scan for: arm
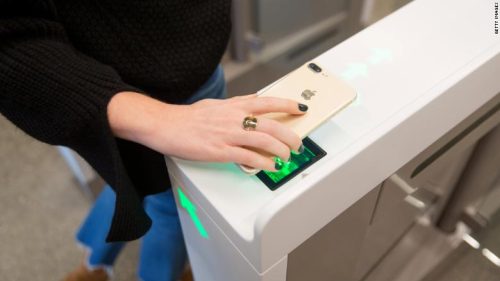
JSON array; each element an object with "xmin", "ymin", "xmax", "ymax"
[
  {"xmin": 0, "ymin": 1, "xmax": 151, "ymax": 241},
  {"xmin": 0, "ymin": 18, "xmax": 141, "ymax": 145}
]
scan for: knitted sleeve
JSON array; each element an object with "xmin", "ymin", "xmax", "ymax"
[{"xmin": 0, "ymin": 0, "xmax": 154, "ymax": 241}]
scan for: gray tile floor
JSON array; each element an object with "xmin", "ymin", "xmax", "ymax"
[
  {"xmin": 422, "ymin": 244, "xmax": 500, "ymax": 281},
  {"xmin": 422, "ymin": 210, "xmax": 500, "ymax": 281},
  {"xmin": 0, "ymin": 116, "xmax": 138, "ymax": 281}
]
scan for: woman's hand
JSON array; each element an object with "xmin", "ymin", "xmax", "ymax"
[{"xmin": 108, "ymin": 92, "xmax": 307, "ymax": 171}]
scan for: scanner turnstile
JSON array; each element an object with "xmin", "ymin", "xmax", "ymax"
[{"xmin": 165, "ymin": 0, "xmax": 500, "ymax": 280}]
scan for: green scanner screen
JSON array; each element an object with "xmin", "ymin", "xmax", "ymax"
[{"xmin": 256, "ymin": 137, "xmax": 326, "ymax": 190}]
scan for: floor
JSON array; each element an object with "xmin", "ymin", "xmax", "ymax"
[
  {"xmin": 0, "ymin": 116, "xmax": 139, "ymax": 281},
  {"xmin": 422, "ymin": 244, "xmax": 500, "ymax": 281},
  {"xmin": 422, "ymin": 210, "xmax": 500, "ymax": 281}
]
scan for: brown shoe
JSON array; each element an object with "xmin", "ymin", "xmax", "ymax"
[
  {"xmin": 62, "ymin": 263, "xmax": 109, "ymax": 281},
  {"xmin": 180, "ymin": 266, "xmax": 194, "ymax": 281}
]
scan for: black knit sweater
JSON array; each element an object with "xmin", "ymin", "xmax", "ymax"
[{"xmin": 0, "ymin": 0, "xmax": 231, "ymax": 241}]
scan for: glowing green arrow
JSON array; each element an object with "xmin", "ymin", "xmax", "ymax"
[
  {"xmin": 368, "ymin": 48, "xmax": 393, "ymax": 65},
  {"xmin": 341, "ymin": 63, "xmax": 368, "ymax": 81},
  {"xmin": 177, "ymin": 187, "xmax": 209, "ymax": 239}
]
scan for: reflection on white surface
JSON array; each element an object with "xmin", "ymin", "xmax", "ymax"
[{"xmin": 481, "ymin": 248, "xmax": 500, "ymax": 267}]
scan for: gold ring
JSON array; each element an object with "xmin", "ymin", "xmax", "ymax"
[{"xmin": 242, "ymin": 115, "xmax": 258, "ymax": 131}]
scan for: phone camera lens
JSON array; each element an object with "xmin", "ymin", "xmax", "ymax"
[{"xmin": 308, "ymin": 63, "xmax": 322, "ymax": 73}]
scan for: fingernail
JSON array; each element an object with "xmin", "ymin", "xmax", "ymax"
[
  {"xmin": 298, "ymin": 144, "xmax": 305, "ymax": 154},
  {"xmin": 274, "ymin": 157, "xmax": 284, "ymax": 171},
  {"xmin": 298, "ymin": 103, "xmax": 308, "ymax": 112},
  {"xmin": 275, "ymin": 162, "xmax": 284, "ymax": 171}
]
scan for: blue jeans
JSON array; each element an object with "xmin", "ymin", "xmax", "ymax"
[{"xmin": 76, "ymin": 66, "xmax": 226, "ymax": 281}]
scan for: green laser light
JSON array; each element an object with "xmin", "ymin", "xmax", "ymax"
[
  {"xmin": 256, "ymin": 137, "xmax": 326, "ymax": 190},
  {"xmin": 266, "ymin": 147, "xmax": 316, "ymax": 183}
]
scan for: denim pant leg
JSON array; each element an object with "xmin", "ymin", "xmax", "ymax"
[
  {"xmin": 137, "ymin": 190, "xmax": 186, "ymax": 281},
  {"xmin": 76, "ymin": 185, "xmax": 125, "ymax": 270}
]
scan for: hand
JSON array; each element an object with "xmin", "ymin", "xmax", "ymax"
[{"xmin": 108, "ymin": 92, "xmax": 307, "ymax": 171}]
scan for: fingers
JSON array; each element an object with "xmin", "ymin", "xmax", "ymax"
[
  {"xmin": 240, "ymin": 96, "xmax": 308, "ymax": 115},
  {"xmin": 234, "ymin": 130, "xmax": 291, "ymax": 161},
  {"xmin": 191, "ymin": 94, "xmax": 308, "ymax": 172},
  {"xmin": 227, "ymin": 146, "xmax": 277, "ymax": 171},
  {"xmin": 256, "ymin": 118, "xmax": 302, "ymax": 152}
]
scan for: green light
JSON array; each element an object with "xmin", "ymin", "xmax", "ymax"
[
  {"xmin": 177, "ymin": 187, "xmax": 209, "ymax": 239},
  {"xmin": 340, "ymin": 47, "xmax": 393, "ymax": 81},
  {"xmin": 368, "ymin": 48, "xmax": 393, "ymax": 65},
  {"xmin": 257, "ymin": 137, "xmax": 326, "ymax": 190},
  {"xmin": 264, "ymin": 146, "xmax": 316, "ymax": 183},
  {"xmin": 341, "ymin": 63, "xmax": 368, "ymax": 81}
]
